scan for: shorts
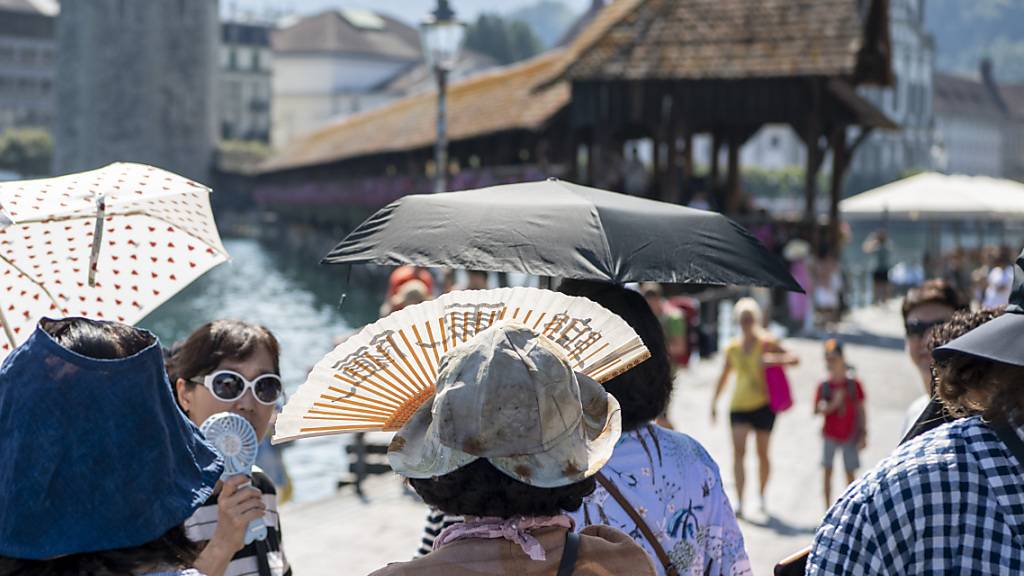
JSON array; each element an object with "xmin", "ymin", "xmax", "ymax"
[
  {"xmin": 730, "ymin": 405, "xmax": 776, "ymax": 432},
  {"xmin": 872, "ymin": 269, "xmax": 889, "ymax": 283},
  {"xmin": 823, "ymin": 437, "xmax": 860, "ymax": 471}
]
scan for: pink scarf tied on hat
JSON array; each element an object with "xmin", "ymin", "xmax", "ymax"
[{"xmin": 433, "ymin": 515, "xmax": 575, "ymax": 561}]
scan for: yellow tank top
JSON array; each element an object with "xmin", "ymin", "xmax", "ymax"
[{"xmin": 726, "ymin": 337, "xmax": 769, "ymax": 412}]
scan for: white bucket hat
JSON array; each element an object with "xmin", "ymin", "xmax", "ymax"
[{"xmin": 388, "ymin": 322, "xmax": 621, "ymax": 488}]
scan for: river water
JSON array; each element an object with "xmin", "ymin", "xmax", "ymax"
[{"xmin": 139, "ymin": 237, "xmax": 385, "ymax": 503}]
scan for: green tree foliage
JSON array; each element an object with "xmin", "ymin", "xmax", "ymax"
[
  {"xmin": 508, "ymin": 0, "xmax": 579, "ymax": 48},
  {"xmin": 0, "ymin": 128, "xmax": 53, "ymax": 177},
  {"xmin": 464, "ymin": 13, "xmax": 543, "ymax": 65},
  {"xmin": 741, "ymin": 166, "xmax": 808, "ymax": 199}
]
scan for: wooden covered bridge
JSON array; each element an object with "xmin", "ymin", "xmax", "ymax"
[{"xmin": 257, "ymin": 0, "xmax": 896, "ymax": 254}]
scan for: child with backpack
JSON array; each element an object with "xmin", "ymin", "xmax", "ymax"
[{"xmin": 814, "ymin": 339, "xmax": 867, "ymax": 509}]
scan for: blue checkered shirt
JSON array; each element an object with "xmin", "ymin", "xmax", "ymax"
[{"xmin": 807, "ymin": 416, "xmax": 1024, "ymax": 575}]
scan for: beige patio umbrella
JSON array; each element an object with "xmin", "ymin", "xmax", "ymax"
[{"xmin": 0, "ymin": 162, "xmax": 229, "ymax": 358}]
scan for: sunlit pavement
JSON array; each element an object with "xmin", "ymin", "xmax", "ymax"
[{"xmin": 280, "ymin": 302, "xmax": 920, "ymax": 575}]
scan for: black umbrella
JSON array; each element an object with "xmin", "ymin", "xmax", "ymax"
[{"xmin": 324, "ymin": 179, "xmax": 801, "ymax": 291}]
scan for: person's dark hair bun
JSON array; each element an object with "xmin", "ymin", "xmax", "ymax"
[
  {"xmin": 409, "ymin": 459, "xmax": 596, "ymax": 518},
  {"xmin": 557, "ymin": 280, "xmax": 673, "ymax": 430}
]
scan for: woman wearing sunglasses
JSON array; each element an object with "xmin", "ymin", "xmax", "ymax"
[{"xmin": 169, "ymin": 320, "xmax": 291, "ymax": 576}]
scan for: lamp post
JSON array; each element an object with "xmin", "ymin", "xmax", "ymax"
[{"xmin": 420, "ymin": 0, "xmax": 465, "ymax": 193}]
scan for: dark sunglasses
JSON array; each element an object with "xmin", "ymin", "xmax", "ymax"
[
  {"xmin": 191, "ymin": 370, "xmax": 283, "ymax": 405},
  {"xmin": 905, "ymin": 318, "xmax": 946, "ymax": 337}
]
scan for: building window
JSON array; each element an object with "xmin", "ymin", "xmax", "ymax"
[
  {"xmin": 228, "ymin": 49, "xmax": 237, "ymax": 70},
  {"xmin": 252, "ymin": 50, "xmax": 261, "ymax": 72}
]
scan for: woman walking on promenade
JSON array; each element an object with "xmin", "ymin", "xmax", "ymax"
[
  {"xmin": 169, "ymin": 320, "xmax": 292, "ymax": 576},
  {"xmin": 711, "ymin": 298, "xmax": 798, "ymax": 516},
  {"xmin": 0, "ymin": 318, "xmax": 222, "ymax": 575},
  {"xmin": 370, "ymin": 323, "xmax": 656, "ymax": 576}
]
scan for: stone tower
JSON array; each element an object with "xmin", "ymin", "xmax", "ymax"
[{"xmin": 55, "ymin": 0, "xmax": 219, "ymax": 184}]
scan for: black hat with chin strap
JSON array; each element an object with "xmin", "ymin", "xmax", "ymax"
[{"xmin": 933, "ymin": 247, "xmax": 1024, "ymax": 365}]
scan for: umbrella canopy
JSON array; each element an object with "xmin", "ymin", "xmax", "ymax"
[
  {"xmin": 841, "ymin": 172, "xmax": 1024, "ymax": 221},
  {"xmin": 323, "ymin": 179, "xmax": 800, "ymax": 291},
  {"xmin": 0, "ymin": 162, "xmax": 228, "ymax": 357}
]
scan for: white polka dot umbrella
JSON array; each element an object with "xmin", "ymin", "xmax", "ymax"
[{"xmin": 0, "ymin": 162, "xmax": 229, "ymax": 358}]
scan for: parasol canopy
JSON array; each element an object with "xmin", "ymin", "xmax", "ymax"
[
  {"xmin": 0, "ymin": 162, "xmax": 229, "ymax": 358},
  {"xmin": 841, "ymin": 172, "xmax": 1024, "ymax": 221},
  {"xmin": 323, "ymin": 179, "xmax": 800, "ymax": 291}
]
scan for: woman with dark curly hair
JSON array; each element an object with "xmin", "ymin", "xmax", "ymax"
[
  {"xmin": 372, "ymin": 323, "xmax": 655, "ymax": 576},
  {"xmin": 807, "ymin": 249, "xmax": 1024, "ymax": 574},
  {"xmin": 0, "ymin": 318, "xmax": 222, "ymax": 575},
  {"xmin": 900, "ymin": 306, "xmax": 1006, "ymax": 442},
  {"xmin": 930, "ymin": 307, "xmax": 1012, "ymax": 420}
]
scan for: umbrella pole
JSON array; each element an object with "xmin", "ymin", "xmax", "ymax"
[{"xmin": 0, "ymin": 305, "xmax": 16, "ymax": 349}]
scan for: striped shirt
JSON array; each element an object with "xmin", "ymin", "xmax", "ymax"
[
  {"xmin": 418, "ymin": 508, "xmax": 463, "ymax": 556},
  {"xmin": 184, "ymin": 470, "xmax": 291, "ymax": 576}
]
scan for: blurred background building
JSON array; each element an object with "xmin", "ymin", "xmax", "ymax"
[
  {"xmin": 848, "ymin": 0, "xmax": 934, "ymax": 188},
  {"xmin": 0, "ymin": 0, "xmax": 1020, "ymax": 205},
  {"xmin": 270, "ymin": 9, "xmax": 423, "ymax": 147},
  {"xmin": 0, "ymin": 0, "xmax": 56, "ymax": 134},
  {"xmin": 269, "ymin": 8, "xmax": 496, "ymax": 147},
  {"xmin": 54, "ymin": 0, "xmax": 218, "ymax": 183},
  {"xmin": 221, "ymin": 21, "xmax": 273, "ymax": 143}
]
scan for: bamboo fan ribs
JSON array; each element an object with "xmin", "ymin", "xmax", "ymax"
[{"xmin": 273, "ymin": 287, "xmax": 649, "ymax": 443}]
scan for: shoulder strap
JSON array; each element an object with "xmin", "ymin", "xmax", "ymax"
[
  {"xmin": 993, "ymin": 422, "xmax": 1024, "ymax": 471},
  {"xmin": 595, "ymin": 472, "xmax": 678, "ymax": 576},
  {"xmin": 556, "ymin": 530, "xmax": 580, "ymax": 576},
  {"xmin": 254, "ymin": 538, "xmax": 273, "ymax": 576}
]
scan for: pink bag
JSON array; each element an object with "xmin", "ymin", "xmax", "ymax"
[{"xmin": 765, "ymin": 365, "xmax": 793, "ymax": 413}]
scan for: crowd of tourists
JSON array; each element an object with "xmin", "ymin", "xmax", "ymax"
[{"xmin": 3, "ymin": 248, "xmax": 1024, "ymax": 575}]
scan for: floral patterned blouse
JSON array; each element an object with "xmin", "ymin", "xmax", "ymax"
[{"xmin": 570, "ymin": 425, "xmax": 752, "ymax": 576}]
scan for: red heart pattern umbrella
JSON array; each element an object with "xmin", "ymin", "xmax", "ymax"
[{"xmin": 0, "ymin": 162, "xmax": 229, "ymax": 357}]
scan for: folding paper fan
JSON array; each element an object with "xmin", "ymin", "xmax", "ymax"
[{"xmin": 273, "ymin": 287, "xmax": 650, "ymax": 443}]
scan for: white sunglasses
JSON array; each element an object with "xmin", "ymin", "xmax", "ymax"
[{"xmin": 191, "ymin": 370, "xmax": 283, "ymax": 406}]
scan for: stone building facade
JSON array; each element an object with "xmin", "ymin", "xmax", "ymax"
[{"xmin": 55, "ymin": 0, "xmax": 218, "ymax": 183}]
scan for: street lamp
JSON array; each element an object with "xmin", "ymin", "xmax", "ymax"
[{"xmin": 420, "ymin": 0, "xmax": 465, "ymax": 193}]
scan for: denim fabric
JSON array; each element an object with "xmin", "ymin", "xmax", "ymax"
[{"xmin": 0, "ymin": 322, "xmax": 223, "ymax": 559}]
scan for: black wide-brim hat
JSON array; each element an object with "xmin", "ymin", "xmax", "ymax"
[{"xmin": 934, "ymin": 248, "xmax": 1024, "ymax": 365}]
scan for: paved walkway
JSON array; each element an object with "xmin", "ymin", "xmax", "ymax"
[{"xmin": 280, "ymin": 302, "xmax": 922, "ymax": 575}]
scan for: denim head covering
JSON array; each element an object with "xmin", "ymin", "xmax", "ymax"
[{"xmin": 0, "ymin": 319, "xmax": 224, "ymax": 559}]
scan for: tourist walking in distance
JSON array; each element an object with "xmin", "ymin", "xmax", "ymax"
[
  {"xmin": 862, "ymin": 228, "xmax": 891, "ymax": 305},
  {"xmin": 711, "ymin": 298, "xmax": 799, "ymax": 516},
  {"xmin": 814, "ymin": 340, "xmax": 866, "ymax": 509}
]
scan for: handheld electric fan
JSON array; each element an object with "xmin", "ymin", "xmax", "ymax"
[{"xmin": 200, "ymin": 412, "xmax": 267, "ymax": 544}]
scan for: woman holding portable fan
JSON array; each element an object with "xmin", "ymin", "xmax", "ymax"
[
  {"xmin": 274, "ymin": 287, "xmax": 656, "ymax": 575},
  {"xmin": 169, "ymin": 320, "xmax": 292, "ymax": 576}
]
